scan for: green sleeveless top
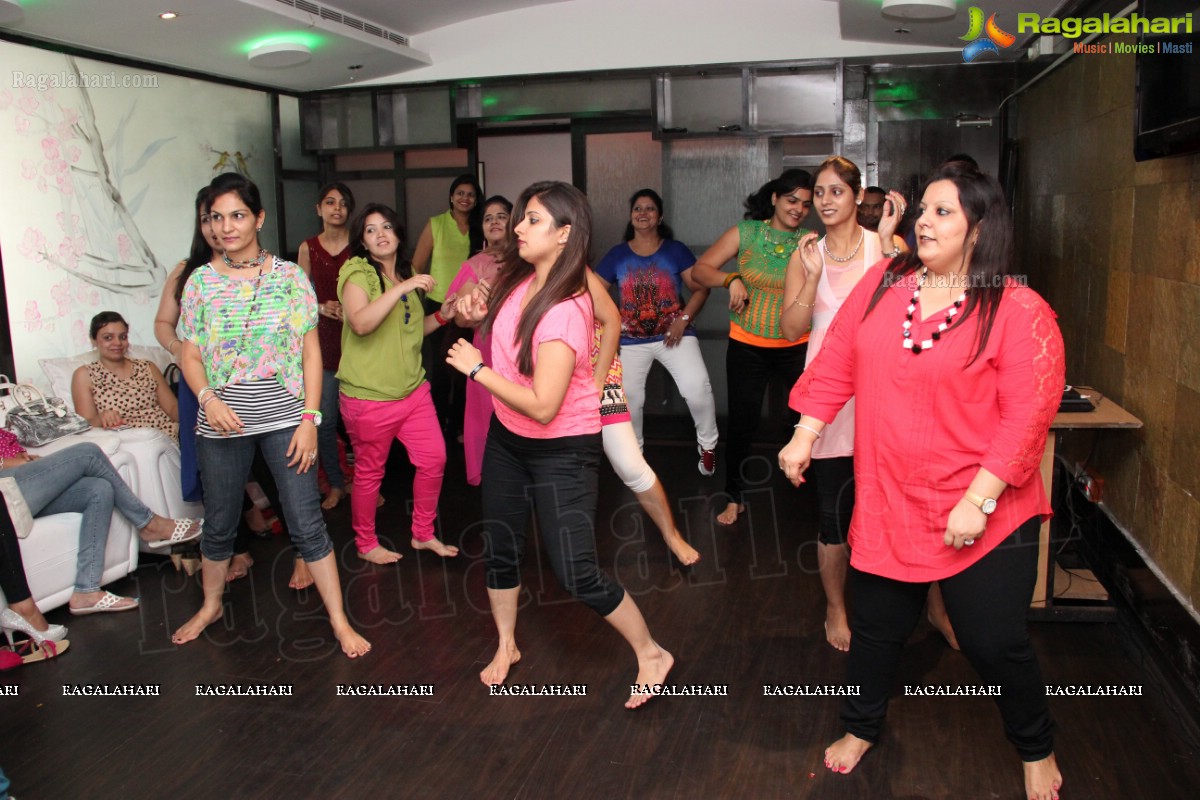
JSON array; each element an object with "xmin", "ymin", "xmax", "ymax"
[{"xmin": 428, "ymin": 210, "xmax": 470, "ymax": 303}]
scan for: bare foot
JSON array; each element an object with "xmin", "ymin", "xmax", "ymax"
[
  {"xmin": 824, "ymin": 733, "xmax": 873, "ymax": 774},
  {"xmin": 321, "ymin": 487, "xmax": 346, "ymax": 510},
  {"xmin": 480, "ymin": 642, "xmax": 521, "ymax": 686},
  {"xmin": 928, "ymin": 611, "xmax": 961, "ymax": 650},
  {"xmin": 333, "ymin": 624, "xmax": 372, "ymax": 659},
  {"xmin": 226, "ymin": 553, "xmax": 253, "ymax": 582},
  {"xmin": 412, "ymin": 537, "xmax": 459, "ymax": 558},
  {"xmin": 663, "ymin": 530, "xmax": 700, "ymax": 566},
  {"xmin": 716, "ymin": 502, "xmax": 744, "ymax": 526},
  {"xmin": 358, "ymin": 546, "xmax": 403, "ymax": 564},
  {"xmin": 172, "ymin": 604, "xmax": 223, "ymax": 645},
  {"xmin": 626, "ymin": 644, "xmax": 674, "ymax": 709},
  {"xmin": 288, "ymin": 558, "xmax": 314, "ymax": 590},
  {"xmin": 1024, "ymin": 754, "xmax": 1062, "ymax": 800},
  {"xmin": 825, "ymin": 612, "xmax": 851, "ymax": 652}
]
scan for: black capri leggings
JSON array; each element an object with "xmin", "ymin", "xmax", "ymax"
[
  {"xmin": 812, "ymin": 456, "xmax": 854, "ymax": 546},
  {"xmin": 480, "ymin": 418, "xmax": 625, "ymax": 617}
]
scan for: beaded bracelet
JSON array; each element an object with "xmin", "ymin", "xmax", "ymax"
[
  {"xmin": 723, "ymin": 272, "xmax": 743, "ymax": 289},
  {"xmin": 196, "ymin": 387, "xmax": 215, "ymax": 406},
  {"xmin": 793, "ymin": 422, "xmax": 823, "ymax": 439},
  {"xmin": 791, "ymin": 296, "xmax": 816, "ymax": 309}
]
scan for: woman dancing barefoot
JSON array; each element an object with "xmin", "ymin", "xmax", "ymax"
[
  {"xmin": 448, "ymin": 181, "xmax": 672, "ymax": 708},
  {"xmin": 172, "ymin": 172, "xmax": 369, "ymax": 658},
  {"xmin": 780, "ymin": 162, "xmax": 1063, "ymax": 799}
]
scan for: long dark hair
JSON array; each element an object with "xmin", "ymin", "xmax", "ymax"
[
  {"xmin": 483, "ymin": 181, "xmax": 592, "ymax": 377},
  {"xmin": 174, "ymin": 185, "xmax": 214, "ymax": 305},
  {"xmin": 349, "ymin": 203, "xmax": 412, "ymax": 287},
  {"xmin": 863, "ymin": 161, "xmax": 1011, "ymax": 365},
  {"xmin": 744, "ymin": 169, "xmax": 812, "ymax": 220},
  {"xmin": 469, "ymin": 195, "xmax": 513, "ymax": 255},
  {"xmin": 622, "ymin": 188, "xmax": 675, "ymax": 241}
]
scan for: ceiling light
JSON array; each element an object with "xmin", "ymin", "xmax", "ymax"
[
  {"xmin": 159, "ymin": 12, "xmax": 178, "ymax": 20},
  {"xmin": 248, "ymin": 42, "xmax": 312, "ymax": 69},
  {"xmin": 0, "ymin": 0, "xmax": 24, "ymax": 26},
  {"xmin": 881, "ymin": 0, "xmax": 956, "ymax": 21}
]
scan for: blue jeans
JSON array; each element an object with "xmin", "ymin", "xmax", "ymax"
[
  {"xmin": 196, "ymin": 426, "xmax": 332, "ymax": 563},
  {"xmin": 317, "ymin": 368, "xmax": 345, "ymax": 490},
  {"xmin": 2, "ymin": 443, "xmax": 154, "ymax": 593}
]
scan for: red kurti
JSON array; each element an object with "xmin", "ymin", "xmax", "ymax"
[
  {"xmin": 305, "ymin": 235, "xmax": 352, "ymax": 372},
  {"xmin": 790, "ymin": 263, "xmax": 1065, "ymax": 582}
]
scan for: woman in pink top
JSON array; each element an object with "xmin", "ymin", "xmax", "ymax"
[
  {"xmin": 778, "ymin": 156, "xmax": 912, "ymax": 652},
  {"xmin": 779, "ymin": 162, "xmax": 1065, "ymax": 800},
  {"xmin": 447, "ymin": 195, "xmax": 512, "ymax": 487},
  {"xmin": 448, "ymin": 181, "xmax": 671, "ymax": 709}
]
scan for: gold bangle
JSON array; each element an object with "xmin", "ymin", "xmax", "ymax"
[{"xmin": 791, "ymin": 297, "xmax": 815, "ymax": 309}]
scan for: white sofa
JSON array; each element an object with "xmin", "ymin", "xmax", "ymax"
[
  {"xmin": 38, "ymin": 346, "xmax": 203, "ymax": 545},
  {"xmin": 0, "ymin": 429, "xmax": 140, "ymax": 614}
]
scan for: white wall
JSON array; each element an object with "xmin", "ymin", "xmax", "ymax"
[
  {"xmin": 361, "ymin": 0, "xmax": 952, "ymax": 85},
  {"xmin": 0, "ymin": 41, "xmax": 275, "ymax": 388}
]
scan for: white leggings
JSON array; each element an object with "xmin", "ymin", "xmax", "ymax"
[
  {"xmin": 602, "ymin": 420, "xmax": 657, "ymax": 494},
  {"xmin": 620, "ymin": 337, "xmax": 719, "ymax": 451}
]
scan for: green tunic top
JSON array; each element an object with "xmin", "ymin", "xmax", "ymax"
[{"xmin": 336, "ymin": 257, "xmax": 426, "ymax": 401}]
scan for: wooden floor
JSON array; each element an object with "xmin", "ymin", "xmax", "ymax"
[{"xmin": 3, "ymin": 438, "xmax": 1199, "ymax": 799}]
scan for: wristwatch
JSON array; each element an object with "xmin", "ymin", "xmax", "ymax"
[
  {"xmin": 964, "ymin": 490, "xmax": 997, "ymax": 515},
  {"xmin": 679, "ymin": 314, "xmax": 691, "ymax": 323},
  {"xmin": 301, "ymin": 410, "xmax": 323, "ymax": 427}
]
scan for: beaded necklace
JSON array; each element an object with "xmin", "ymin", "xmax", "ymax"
[
  {"xmin": 902, "ymin": 267, "xmax": 967, "ymax": 353},
  {"xmin": 760, "ymin": 222, "xmax": 801, "ymax": 257},
  {"xmin": 223, "ymin": 248, "xmax": 268, "ymax": 270},
  {"xmin": 822, "ymin": 226, "xmax": 865, "ymax": 263}
]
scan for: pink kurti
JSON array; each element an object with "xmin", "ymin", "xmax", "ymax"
[
  {"xmin": 450, "ymin": 252, "xmax": 503, "ymax": 485},
  {"xmin": 790, "ymin": 265, "xmax": 1065, "ymax": 582}
]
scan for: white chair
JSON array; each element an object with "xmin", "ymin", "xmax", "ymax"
[{"xmin": 0, "ymin": 429, "xmax": 139, "ymax": 614}]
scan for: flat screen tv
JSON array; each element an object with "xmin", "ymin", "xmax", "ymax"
[{"xmin": 1134, "ymin": 0, "xmax": 1200, "ymax": 160}]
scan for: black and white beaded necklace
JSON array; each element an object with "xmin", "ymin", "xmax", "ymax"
[{"xmin": 902, "ymin": 267, "xmax": 967, "ymax": 353}]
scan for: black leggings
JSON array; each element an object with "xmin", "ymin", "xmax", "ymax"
[
  {"xmin": 480, "ymin": 418, "xmax": 625, "ymax": 617},
  {"xmin": 842, "ymin": 516, "xmax": 1055, "ymax": 760},
  {"xmin": 0, "ymin": 507, "xmax": 32, "ymax": 604},
  {"xmin": 724, "ymin": 338, "xmax": 806, "ymax": 503},
  {"xmin": 813, "ymin": 456, "xmax": 854, "ymax": 546}
]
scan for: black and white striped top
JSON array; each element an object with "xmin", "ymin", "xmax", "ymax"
[{"xmin": 196, "ymin": 379, "xmax": 303, "ymax": 438}]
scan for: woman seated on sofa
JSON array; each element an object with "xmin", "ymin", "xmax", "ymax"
[
  {"xmin": 0, "ymin": 430, "xmax": 201, "ymax": 614},
  {"xmin": 71, "ymin": 311, "xmax": 178, "ymax": 441}
]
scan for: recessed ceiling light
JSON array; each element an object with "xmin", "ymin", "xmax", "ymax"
[
  {"xmin": 159, "ymin": 11, "xmax": 178, "ymax": 20},
  {"xmin": 894, "ymin": 28, "xmax": 912, "ymax": 34},
  {"xmin": 248, "ymin": 42, "xmax": 312, "ymax": 69}
]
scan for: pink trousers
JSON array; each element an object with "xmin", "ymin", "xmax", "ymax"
[{"xmin": 339, "ymin": 382, "xmax": 445, "ymax": 553}]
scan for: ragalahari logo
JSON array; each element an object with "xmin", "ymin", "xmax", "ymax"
[{"xmin": 960, "ymin": 7, "xmax": 1017, "ymax": 62}]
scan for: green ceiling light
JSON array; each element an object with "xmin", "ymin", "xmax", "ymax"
[
  {"xmin": 243, "ymin": 32, "xmax": 323, "ymax": 67},
  {"xmin": 246, "ymin": 33, "xmax": 326, "ymax": 68}
]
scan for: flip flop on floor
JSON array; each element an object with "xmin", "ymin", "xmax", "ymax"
[
  {"xmin": 147, "ymin": 518, "xmax": 204, "ymax": 549},
  {"xmin": 1, "ymin": 638, "xmax": 70, "ymax": 667},
  {"xmin": 69, "ymin": 591, "xmax": 139, "ymax": 616}
]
